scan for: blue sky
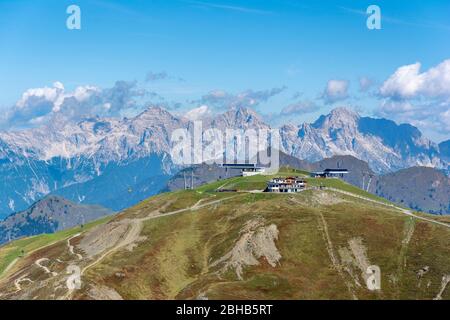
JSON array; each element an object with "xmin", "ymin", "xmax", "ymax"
[{"xmin": 0, "ymin": 0, "xmax": 449, "ymax": 141}]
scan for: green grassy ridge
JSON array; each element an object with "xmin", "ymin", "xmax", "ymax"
[
  {"xmin": 0, "ymin": 168, "xmax": 429, "ymax": 277},
  {"xmin": 0, "ymin": 167, "xmax": 442, "ymax": 286},
  {"xmin": 305, "ymin": 177, "xmax": 392, "ymax": 204},
  {"xmin": 81, "ymin": 188, "xmax": 450, "ymax": 299},
  {"xmin": 1, "ymin": 170, "xmax": 449, "ymax": 299}
]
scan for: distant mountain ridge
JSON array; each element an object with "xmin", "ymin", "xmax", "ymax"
[
  {"xmin": 0, "ymin": 195, "xmax": 112, "ymax": 245},
  {"xmin": 0, "ymin": 106, "xmax": 448, "ymax": 217},
  {"xmin": 375, "ymin": 167, "xmax": 450, "ymax": 215},
  {"xmin": 309, "ymin": 155, "xmax": 449, "ymax": 215}
]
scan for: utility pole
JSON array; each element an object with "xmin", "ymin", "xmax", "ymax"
[
  {"xmin": 184, "ymin": 171, "xmax": 187, "ymax": 190},
  {"xmin": 191, "ymin": 170, "xmax": 194, "ymax": 189}
]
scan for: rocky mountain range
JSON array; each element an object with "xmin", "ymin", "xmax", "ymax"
[
  {"xmin": 280, "ymin": 108, "xmax": 445, "ymax": 173},
  {"xmin": 0, "ymin": 106, "xmax": 448, "ymax": 218},
  {"xmin": 0, "ymin": 108, "xmax": 179, "ymax": 219}
]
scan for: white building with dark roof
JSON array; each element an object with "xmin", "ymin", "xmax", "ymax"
[{"xmin": 267, "ymin": 177, "xmax": 307, "ymax": 193}]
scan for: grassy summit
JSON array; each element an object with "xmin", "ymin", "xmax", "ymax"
[{"xmin": 0, "ymin": 168, "xmax": 449, "ymax": 300}]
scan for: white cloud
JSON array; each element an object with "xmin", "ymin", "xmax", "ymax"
[
  {"xmin": 376, "ymin": 59, "xmax": 450, "ymax": 138},
  {"xmin": 16, "ymin": 81, "xmax": 64, "ymax": 109},
  {"xmin": 280, "ymin": 100, "xmax": 319, "ymax": 116},
  {"xmin": 196, "ymin": 87, "xmax": 286, "ymax": 110},
  {"xmin": 378, "ymin": 99, "xmax": 416, "ymax": 114},
  {"xmin": 321, "ymin": 80, "xmax": 349, "ymax": 104},
  {"xmin": 380, "ymin": 59, "xmax": 450, "ymax": 99},
  {"xmin": 0, "ymin": 81, "xmax": 146, "ymax": 129},
  {"xmin": 54, "ymin": 85, "xmax": 100, "ymax": 112}
]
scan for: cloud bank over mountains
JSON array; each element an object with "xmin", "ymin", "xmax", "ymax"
[
  {"xmin": 0, "ymin": 81, "xmax": 148, "ymax": 129},
  {"xmin": 379, "ymin": 60, "xmax": 450, "ymax": 99},
  {"xmin": 193, "ymin": 87, "xmax": 287, "ymax": 111},
  {"xmin": 377, "ymin": 59, "xmax": 450, "ymax": 136},
  {"xmin": 280, "ymin": 100, "xmax": 319, "ymax": 116},
  {"xmin": 1, "ymin": 59, "xmax": 449, "ymax": 141}
]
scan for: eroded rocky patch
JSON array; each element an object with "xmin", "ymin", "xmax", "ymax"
[{"xmin": 211, "ymin": 217, "xmax": 281, "ymax": 280}]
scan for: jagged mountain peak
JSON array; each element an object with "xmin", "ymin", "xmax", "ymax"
[
  {"xmin": 279, "ymin": 107, "xmax": 446, "ymax": 173},
  {"xmin": 133, "ymin": 105, "xmax": 179, "ymax": 123},
  {"xmin": 211, "ymin": 106, "xmax": 269, "ymax": 130},
  {"xmin": 330, "ymin": 106, "xmax": 359, "ymax": 118},
  {"xmin": 223, "ymin": 106, "xmax": 261, "ymax": 121},
  {"xmin": 312, "ymin": 107, "xmax": 359, "ymax": 129},
  {"xmin": 232, "ymin": 105, "xmax": 260, "ymax": 116},
  {"xmin": 128, "ymin": 106, "xmax": 186, "ymax": 139}
]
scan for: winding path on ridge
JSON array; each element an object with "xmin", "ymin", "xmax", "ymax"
[
  {"xmin": 81, "ymin": 195, "xmax": 241, "ymax": 276},
  {"xmin": 35, "ymin": 258, "xmax": 58, "ymax": 277},
  {"xmin": 67, "ymin": 233, "xmax": 82, "ymax": 260},
  {"xmin": 0, "ymin": 232, "xmax": 86, "ymax": 280},
  {"xmin": 63, "ymin": 194, "xmax": 242, "ymax": 299},
  {"xmin": 14, "ymin": 276, "xmax": 33, "ymax": 292}
]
